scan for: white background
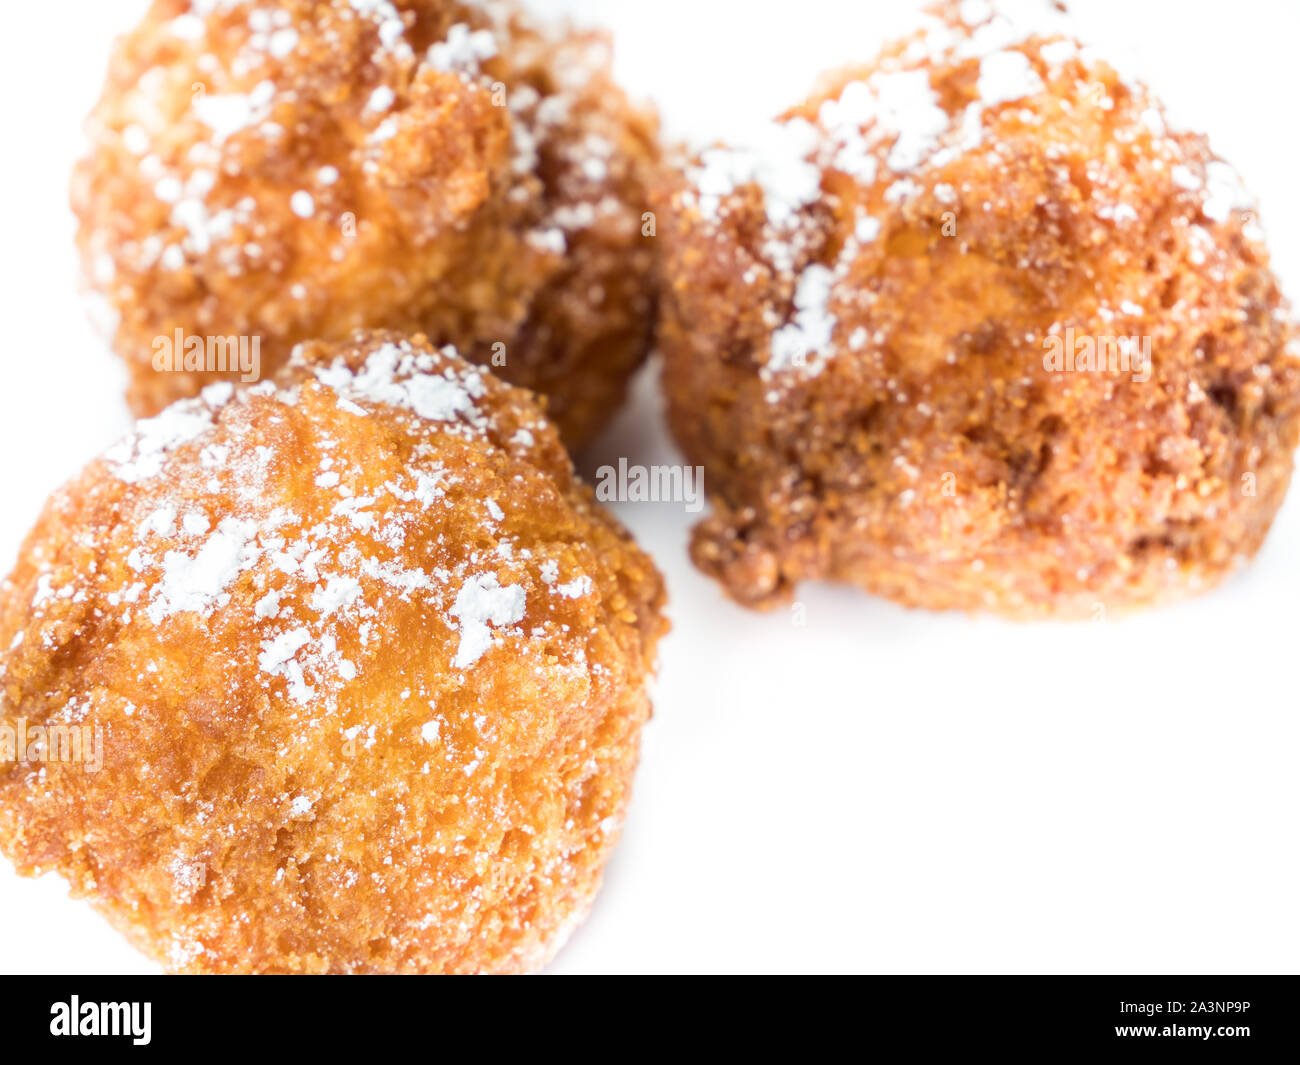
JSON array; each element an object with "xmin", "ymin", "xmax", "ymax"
[{"xmin": 0, "ymin": 0, "xmax": 1297, "ymax": 975}]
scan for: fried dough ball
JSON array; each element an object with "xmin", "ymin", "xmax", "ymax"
[
  {"xmin": 0, "ymin": 332, "xmax": 666, "ymax": 974},
  {"xmin": 655, "ymin": 0, "xmax": 1300, "ymax": 616},
  {"xmin": 72, "ymin": 0, "xmax": 659, "ymax": 448}
]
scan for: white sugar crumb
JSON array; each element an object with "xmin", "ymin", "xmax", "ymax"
[
  {"xmin": 554, "ymin": 576, "xmax": 593, "ymax": 600},
  {"xmin": 254, "ymin": 589, "xmax": 282, "ymax": 620},
  {"xmin": 406, "ymin": 375, "xmax": 476, "ymax": 421},
  {"xmin": 314, "ymin": 343, "xmax": 482, "ymax": 425},
  {"xmin": 343, "ymin": 0, "xmax": 410, "ymax": 57},
  {"xmin": 105, "ymin": 390, "xmax": 229, "ymax": 484},
  {"xmin": 369, "ymin": 117, "xmax": 399, "ymax": 143},
  {"xmin": 311, "ymin": 576, "xmax": 363, "ymax": 616},
  {"xmin": 193, "ymin": 81, "xmax": 275, "ymax": 144},
  {"xmin": 693, "ymin": 120, "xmax": 823, "ymax": 228},
  {"xmin": 769, "ymin": 264, "xmax": 837, "ymax": 376},
  {"xmin": 139, "ymin": 505, "xmax": 177, "ymax": 538},
  {"xmin": 122, "ymin": 124, "xmax": 150, "ymax": 154},
  {"xmin": 146, "ymin": 518, "xmax": 258, "ymax": 625},
  {"xmin": 485, "ymin": 499, "xmax": 505, "ymax": 522},
  {"xmin": 289, "ymin": 795, "xmax": 314, "ymax": 817},
  {"xmin": 1098, "ymin": 202, "xmax": 1138, "ymax": 226},
  {"xmin": 873, "ymin": 70, "xmax": 951, "ymax": 172},
  {"xmin": 855, "ymin": 216, "xmax": 882, "ymax": 243},
  {"xmin": 31, "ymin": 575, "xmax": 57, "ymax": 611},
  {"xmin": 1040, "ymin": 38, "xmax": 1078, "ymax": 66},
  {"xmin": 169, "ymin": 857, "xmax": 205, "ymax": 901},
  {"xmin": 290, "ymin": 190, "xmax": 316, "ymax": 219},
  {"xmin": 815, "ymin": 70, "xmax": 952, "ymax": 179},
  {"xmin": 421, "ymin": 720, "xmax": 441, "ymax": 744},
  {"xmin": 977, "ymin": 50, "xmax": 1045, "ymax": 108},
  {"xmin": 259, "ymin": 627, "xmax": 312, "ymax": 676},
  {"xmin": 154, "ymin": 176, "xmax": 182, "ymax": 204},
  {"xmin": 364, "ymin": 86, "xmax": 395, "ymax": 114},
  {"xmin": 428, "ymin": 22, "xmax": 498, "ymax": 73},
  {"xmin": 267, "ymin": 27, "xmax": 299, "ymax": 60},
  {"xmin": 526, "ymin": 227, "xmax": 567, "ymax": 256},
  {"xmin": 169, "ymin": 14, "xmax": 206, "ymax": 41},
  {"xmin": 451, "ymin": 574, "xmax": 526, "ymax": 670}
]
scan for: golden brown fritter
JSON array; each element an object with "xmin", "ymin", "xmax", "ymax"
[
  {"xmin": 72, "ymin": 0, "xmax": 659, "ymax": 448},
  {"xmin": 655, "ymin": 0, "xmax": 1300, "ymax": 616},
  {"xmin": 0, "ymin": 332, "xmax": 667, "ymax": 974}
]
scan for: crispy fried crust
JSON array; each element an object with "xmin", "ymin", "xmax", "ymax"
[
  {"xmin": 72, "ymin": 0, "xmax": 659, "ymax": 448},
  {"xmin": 0, "ymin": 332, "xmax": 667, "ymax": 973},
  {"xmin": 655, "ymin": 2, "xmax": 1300, "ymax": 616}
]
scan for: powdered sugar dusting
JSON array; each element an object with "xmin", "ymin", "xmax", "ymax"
[
  {"xmin": 677, "ymin": 0, "xmax": 1261, "ymax": 394},
  {"xmin": 42, "ymin": 337, "xmax": 598, "ymax": 733},
  {"xmin": 977, "ymin": 50, "xmax": 1045, "ymax": 107},
  {"xmin": 768, "ymin": 264, "xmax": 838, "ymax": 376},
  {"xmin": 692, "ymin": 120, "xmax": 823, "ymax": 228},
  {"xmin": 146, "ymin": 518, "xmax": 259, "ymax": 624},
  {"xmin": 428, "ymin": 23, "xmax": 498, "ymax": 74},
  {"xmin": 104, "ymin": 384, "xmax": 233, "ymax": 483},
  {"xmin": 80, "ymin": 0, "xmax": 640, "ymax": 355},
  {"xmin": 450, "ymin": 574, "xmax": 527, "ymax": 670},
  {"xmin": 312, "ymin": 342, "xmax": 485, "ymax": 426},
  {"xmin": 193, "ymin": 81, "xmax": 276, "ymax": 144}
]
